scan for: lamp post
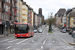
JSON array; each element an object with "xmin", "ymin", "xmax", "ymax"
[{"xmin": 4, "ymin": 1, "xmax": 7, "ymax": 37}]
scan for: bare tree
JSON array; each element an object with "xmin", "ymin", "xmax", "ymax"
[{"xmin": 47, "ymin": 12, "xmax": 56, "ymax": 32}]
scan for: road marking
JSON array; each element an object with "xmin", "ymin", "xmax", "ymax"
[
  {"xmin": 8, "ymin": 39, "xmax": 19, "ymax": 42},
  {"xmin": 41, "ymin": 46, "xmax": 43, "ymax": 49},
  {"xmin": 36, "ymin": 49, "xmax": 41, "ymax": 50},
  {"xmin": 43, "ymin": 37, "xmax": 47, "ymax": 44},
  {"xmin": 54, "ymin": 34, "xmax": 70, "ymax": 45},
  {"xmin": 0, "ymin": 39, "xmax": 9, "ymax": 42},
  {"xmin": 6, "ymin": 46, "xmax": 12, "ymax": 49},
  {"xmin": 53, "ymin": 41, "xmax": 55, "ymax": 42},
  {"xmin": 16, "ymin": 39, "xmax": 28, "ymax": 44},
  {"xmin": 50, "ymin": 49, "xmax": 55, "ymax": 50},
  {"xmin": 23, "ymin": 49, "xmax": 30, "ymax": 50},
  {"xmin": 47, "ymin": 33, "xmax": 48, "ymax": 35},
  {"xmin": 32, "ymin": 40, "xmax": 35, "ymax": 42}
]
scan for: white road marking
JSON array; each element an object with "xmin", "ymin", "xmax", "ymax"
[
  {"xmin": 8, "ymin": 39, "xmax": 19, "ymax": 42},
  {"xmin": 0, "ymin": 39, "xmax": 9, "ymax": 42},
  {"xmin": 23, "ymin": 49, "xmax": 30, "ymax": 50},
  {"xmin": 43, "ymin": 40, "xmax": 46, "ymax": 44},
  {"xmin": 6, "ymin": 46, "xmax": 12, "ymax": 49},
  {"xmin": 41, "ymin": 46, "xmax": 43, "ymax": 49},
  {"xmin": 43, "ymin": 37, "xmax": 47, "ymax": 44},
  {"xmin": 16, "ymin": 39, "xmax": 28, "ymax": 44},
  {"xmin": 47, "ymin": 33, "xmax": 48, "ymax": 35},
  {"xmin": 36, "ymin": 49, "xmax": 41, "ymax": 50},
  {"xmin": 54, "ymin": 34, "xmax": 70, "ymax": 45},
  {"xmin": 53, "ymin": 41, "xmax": 55, "ymax": 42},
  {"xmin": 32, "ymin": 40, "xmax": 35, "ymax": 42},
  {"xmin": 50, "ymin": 49, "xmax": 55, "ymax": 50}
]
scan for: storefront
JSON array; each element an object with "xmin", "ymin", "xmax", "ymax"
[{"xmin": 0, "ymin": 21, "xmax": 10, "ymax": 34}]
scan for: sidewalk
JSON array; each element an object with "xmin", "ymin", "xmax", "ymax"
[
  {"xmin": 0, "ymin": 33, "xmax": 15, "ymax": 38},
  {"xmin": 54, "ymin": 27, "xmax": 75, "ymax": 45}
]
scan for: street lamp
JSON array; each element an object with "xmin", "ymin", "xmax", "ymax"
[{"xmin": 4, "ymin": 0, "xmax": 7, "ymax": 37}]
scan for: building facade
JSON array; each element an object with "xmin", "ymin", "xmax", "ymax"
[
  {"xmin": 0, "ymin": 0, "xmax": 11, "ymax": 34},
  {"xmin": 16, "ymin": 0, "xmax": 23, "ymax": 23},
  {"xmin": 22, "ymin": 2, "xmax": 28, "ymax": 23}
]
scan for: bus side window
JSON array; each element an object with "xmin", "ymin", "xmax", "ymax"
[{"xmin": 27, "ymin": 25, "xmax": 29, "ymax": 30}]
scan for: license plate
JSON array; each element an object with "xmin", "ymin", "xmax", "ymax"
[{"xmin": 20, "ymin": 36, "xmax": 23, "ymax": 37}]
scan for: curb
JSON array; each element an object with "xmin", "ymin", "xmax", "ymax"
[
  {"xmin": 69, "ymin": 43, "xmax": 75, "ymax": 45},
  {"xmin": 0, "ymin": 34, "xmax": 14, "ymax": 38}
]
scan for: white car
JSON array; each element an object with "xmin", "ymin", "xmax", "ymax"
[
  {"xmin": 38, "ymin": 28, "xmax": 43, "ymax": 33},
  {"xmin": 34, "ymin": 29, "xmax": 38, "ymax": 33},
  {"xmin": 61, "ymin": 29, "xmax": 66, "ymax": 33}
]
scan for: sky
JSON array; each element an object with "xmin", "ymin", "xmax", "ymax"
[{"xmin": 23, "ymin": 0, "xmax": 75, "ymax": 19}]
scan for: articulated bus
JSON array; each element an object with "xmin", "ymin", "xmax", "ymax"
[{"xmin": 15, "ymin": 22, "xmax": 34, "ymax": 38}]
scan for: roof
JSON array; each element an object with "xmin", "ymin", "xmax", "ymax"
[
  {"xmin": 66, "ymin": 9, "xmax": 72, "ymax": 15},
  {"xmin": 69, "ymin": 12, "xmax": 75, "ymax": 17},
  {"xmin": 57, "ymin": 8, "xmax": 66, "ymax": 14}
]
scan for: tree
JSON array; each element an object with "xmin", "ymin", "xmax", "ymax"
[{"xmin": 47, "ymin": 12, "xmax": 56, "ymax": 32}]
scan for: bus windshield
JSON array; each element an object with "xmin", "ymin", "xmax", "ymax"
[{"xmin": 15, "ymin": 24, "xmax": 28, "ymax": 33}]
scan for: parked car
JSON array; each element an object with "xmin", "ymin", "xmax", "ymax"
[
  {"xmin": 61, "ymin": 29, "xmax": 66, "ymax": 33},
  {"xmin": 38, "ymin": 28, "xmax": 43, "ymax": 33},
  {"xmin": 60, "ymin": 27, "xmax": 65, "ymax": 32},
  {"xmin": 34, "ymin": 29, "xmax": 38, "ymax": 33},
  {"xmin": 69, "ymin": 27, "xmax": 75, "ymax": 35},
  {"xmin": 69, "ymin": 29, "xmax": 73, "ymax": 35}
]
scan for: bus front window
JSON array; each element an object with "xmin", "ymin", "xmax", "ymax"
[{"xmin": 15, "ymin": 25, "xmax": 28, "ymax": 33}]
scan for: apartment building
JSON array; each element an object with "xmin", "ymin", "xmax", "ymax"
[
  {"xmin": 22, "ymin": 2, "xmax": 28, "ymax": 23},
  {"xmin": 28, "ymin": 6, "xmax": 33, "ymax": 25},
  {"xmin": 0, "ymin": 0, "xmax": 11, "ymax": 34},
  {"xmin": 16, "ymin": 0, "xmax": 23, "ymax": 23}
]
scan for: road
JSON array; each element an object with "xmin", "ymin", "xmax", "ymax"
[{"xmin": 0, "ymin": 25, "xmax": 75, "ymax": 50}]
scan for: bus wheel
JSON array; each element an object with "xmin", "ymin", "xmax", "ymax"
[{"xmin": 31, "ymin": 35, "xmax": 33, "ymax": 37}]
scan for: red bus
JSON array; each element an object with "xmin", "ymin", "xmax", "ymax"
[{"xmin": 15, "ymin": 22, "xmax": 34, "ymax": 38}]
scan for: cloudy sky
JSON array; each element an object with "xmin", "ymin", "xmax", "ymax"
[{"xmin": 23, "ymin": 0, "xmax": 75, "ymax": 19}]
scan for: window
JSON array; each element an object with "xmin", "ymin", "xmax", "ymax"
[
  {"xmin": 2, "ymin": 13, "xmax": 3, "ymax": 19},
  {"xmin": 74, "ymin": 18, "xmax": 75, "ymax": 20},
  {"xmin": 9, "ymin": 7, "xmax": 10, "ymax": 12},
  {"xmin": 0, "ymin": 12, "xmax": 1, "ymax": 18},
  {"xmin": 4, "ymin": 13, "xmax": 5, "ymax": 20},
  {"xmin": 4, "ymin": 4, "xmax": 6, "ymax": 8},
  {"xmin": 0, "ymin": 2, "xmax": 1, "ymax": 8},
  {"xmin": 9, "ymin": 0, "xmax": 10, "ymax": 3},
  {"xmin": 73, "ymin": 22, "xmax": 75, "ymax": 24}
]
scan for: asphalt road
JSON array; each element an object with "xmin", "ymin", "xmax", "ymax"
[{"xmin": 0, "ymin": 25, "xmax": 75, "ymax": 50}]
